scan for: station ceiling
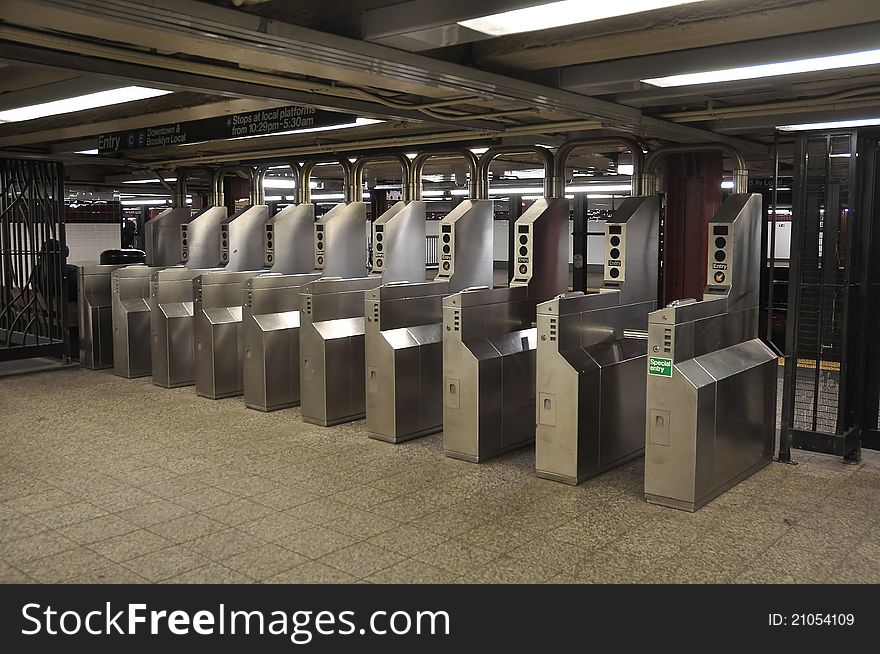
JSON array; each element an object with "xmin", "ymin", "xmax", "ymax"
[{"xmin": 0, "ymin": 0, "xmax": 878, "ymax": 186}]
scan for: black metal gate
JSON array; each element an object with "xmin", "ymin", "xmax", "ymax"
[
  {"xmin": 780, "ymin": 129, "xmax": 880, "ymax": 460},
  {"xmin": 0, "ymin": 158, "xmax": 67, "ymax": 361}
]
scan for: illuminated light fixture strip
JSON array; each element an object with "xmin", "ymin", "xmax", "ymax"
[
  {"xmin": 207, "ymin": 118, "xmax": 383, "ymax": 144},
  {"xmin": 643, "ymin": 48, "xmax": 880, "ymax": 87},
  {"xmin": 460, "ymin": 1, "xmax": 709, "ymax": 37},
  {"xmin": 122, "ymin": 178, "xmax": 177, "ymax": 184},
  {"xmin": 777, "ymin": 117, "xmax": 880, "ymax": 131},
  {"xmin": 0, "ymin": 86, "xmax": 171, "ymax": 123}
]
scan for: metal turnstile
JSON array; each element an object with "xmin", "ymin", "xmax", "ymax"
[
  {"xmin": 365, "ymin": 280, "xmax": 449, "ymax": 442},
  {"xmin": 150, "ymin": 267, "xmax": 212, "ymax": 388},
  {"xmin": 181, "ymin": 206, "xmax": 228, "ymax": 268},
  {"xmin": 111, "ymin": 265, "xmax": 164, "ymax": 378},
  {"xmin": 645, "ymin": 193, "xmax": 777, "ymax": 512},
  {"xmin": 313, "ymin": 202, "xmax": 368, "ymax": 277},
  {"xmin": 243, "ymin": 272, "xmax": 321, "ymax": 411},
  {"xmin": 144, "ymin": 207, "xmax": 191, "ymax": 266},
  {"xmin": 364, "ymin": 197, "xmax": 494, "ymax": 443},
  {"xmin": 370, "ymin": 201, "xmax": 426, "ymax": 282},
  {"xmin": 193, "ymin": 270, "xmax": 261, "ymax": 399},
  {"xmin": 226, "ymin": 205, "xmax": 270, "ymax": 271},
  {"xmin": 77, "ymin": 263, "xmax": 127, "ymax": 369},
  {"xmin": 433, "ymin": 199, "xmax": 494, "ymax": 292},
  {"xmin": 265, "ymin": 204, "xmax": 315, "ymax": 273},
  {"xmin": 300, "ymin": 277, "xmax": 381, "ymax": 426},
  {"xmin": 443, "ymin": 197, "xmax": 569, "ymax": 462},
  {"xmin": 536, "ymin": 196, "xmax": 660, "ymax": 484}
]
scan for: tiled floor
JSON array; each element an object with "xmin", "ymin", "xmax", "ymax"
[{"xmin": 1, "ymin": 367, "xmax": 878, "ymax": 584}]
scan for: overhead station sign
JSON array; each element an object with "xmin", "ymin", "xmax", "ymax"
[{"xmin": 97, "ymin": 106, "xmax": 357, "ymax": 153}]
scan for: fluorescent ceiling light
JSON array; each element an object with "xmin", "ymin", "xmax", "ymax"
[
  {"xmin": 487, "ymin": 184, "xmax": 631, "ymax": 195},
  {"xmin": 0, "ymin": 86, "xmax": 171, "ymax": 123},
  {"xmin": 777, "ymin": 117, "xmax": 880, "ymax": 131},
  {"xmin": 263, "ymin": 179, "xmax": 321, "ymax": 189},
  {"xmin": 76, "ymin": 148, "xmax": 99, "ymax": 155},
  {"xmin": 310, "ymin": 193, "xmax": 372, "ymax": 201},
  {"xmin": 470, "ymin": 147, "xmax": 489, "ymax": 155},
  {"xmin": 450, "ymin": 189, "xmax": 470, "ymax": 196},
  {"xmin": 120, "ymin": 199, "xmax": 171, "ymax": 206},
  {"xmin": 617, "ymin": 164, "xmax": 634, "ymax": 175},
  {"xmin": 460, "ymin": 1, "xmax": 709, "ymax": 37},
  {"xmin": 829, "ymin": 153, "xmax": 852, "ymax": 158},
  {"xmin": 199, "ymin": 117, "xmax": 383, "ymax": 144},
  {"xmin": 122, "ymin": 178, "xmax": 177, "ymax": 184},
  {"xmin": 504, "ymin": 169, "xmax": 545, "ymax": 179},
  {"xmin": 721, "ymin": 181, "xmax": 734, "ymax": 189},
  {"xmin": 644, "ymin": 48, "xmax": 880, "ymax": 87},
  {"xmin": 421, "ymin": 190, "xmax": 446, "ymax": 197}
]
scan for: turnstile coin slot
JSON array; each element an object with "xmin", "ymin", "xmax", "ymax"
[
  {"xmin": 539, "ymin": 393, "xmax": 556, "ymax": 427},
  {"xmin": 445, "ymin": 378, "xmax": 460, "ymax": 408},
  {"xmin": 649, "ymin": 409, "xmax": 670, "ymax": 446}
]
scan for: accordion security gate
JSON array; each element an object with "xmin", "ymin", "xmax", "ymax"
[
  {"xmin": 0, "ymin": 158, "xmax": 67, "ymax": 362},
  {"xmin": 780, "ymin": 130, "xmax": 880, "ymax": 461}
]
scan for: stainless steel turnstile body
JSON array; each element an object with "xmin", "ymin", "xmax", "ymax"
[
  {"xmin": 193, "ymin": 270, "xmax": 261, "ymax": 399},
  {"xmin": 365, "ymin": 280, "xmax": 449, "ymax": 442},
  {"xmin": 78, "ymin": 263, "xmax": 127, "ymax": 369},
  {"xmin": 535, "ymin": 196, "xmax": 660, "ymax": 484},
  {"xmin": 181, "ymin": 206, "xmax": 228, "ymax": 268},
  {"xmin": 300, "ymin": 277, "xmax": 381, "ymax": 426},
  {"xmin": 369, "ymin": 201, "xmax": 426, "ymax": 282},
  {"xmin": 266, "ymin": 203, "xmax": 315, "ymax": 273},
  {"xmin": 645, "ymin": 194, "xmax": 776, "ymax": 511},
  {"xmin": 313, "ymin": 202, "xmax": 368, "ymax": 277},
  {"xmin": 150, "ymin": 267, "xmax": 212, "ymax": 388},
  {"xmin": 442, "ymin": 198, "xmax": 570, "ymax": 462},
  {"xmin": 111, "ymin": 265, "xmax": 164, "ymax": 378},
  {"xmin": 433, "ymin": 199, "xmax": 494, "ymax": 292},
  {"xmin": 243, "ymin": 272, "xmax": 321, "ymax": 411},
  {"xmin": 144, "ymin": 207, "xmax": 191, "ymax": 266},
  {"xmin": 226, "ymin": 205, "xmax": 270, "ymax": 271}
]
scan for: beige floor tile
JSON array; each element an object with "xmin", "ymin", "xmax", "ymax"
[
  {"xmin": 89, "ymin": 488, "xmax": 160, "ymax": 513},
  {"xmin": 0, "ymin": 515, "xmax": 50, "ymax": 544},
  {"xmin": 0, "ymin": 560, "xmax": 32, "ymax": 583},
  {"xmin": 90, "ymin": 529, "xmax": 173, "ymax": 563},
  {"xmin": 174, "ymin": 486, "xmax": 240, "ymax": 511},
  {"xmin": 31, "ymin": 501, "xmax": 107, "ymax": 530},
  {"xmin": 368, "ymin": 558, "xmax": 460, "ymax": 584},
  {"xmin": 276, "ymin": 526, "xmax": 359, "ymax": 559},
  {"xmin": 201, "ymin": 498, "xmax": 276, "ymax": 527},
  {"xmin": 161, "ymin": 563, "xmax": 254, "ymax": 584},
  {"xmin": 222, "ymin": 544, "xmax": 308, "ymax": 581},
  {"xmin": 237, "ymin": 513, "xmax": 316, "ymax": 542},
  {"xmin": 64, "ymin": 563, "xmax": 148, "ymax": 584},
  {"xmin": 249, "ymin": 486, "xmax": 320, "ymax": 511},
  {"xmin": 319, "ymin": 541, "xmax": 405, "ymax": 578},
  {"xmin": 265, "ymin": 561, "xmax": 357, "ymax": 584},
  {"xmin": 0, "ymin": 531, "xmax": 79, "ymax": 566},
  {"xmin": 284, "ymin": 499, "xmax": 356, "ymax": 525},
  {"xmin": 122, "ymin": 545, "xmax": 208, "ymax": 582},
  {"xmin": 414, "ymin": 539, "xmax": 498, "ymax": 576},
  {"xmin": 1, "ymin": 488, "xmax": 79, "ymax": 515},
  {"xmin": 324, "ymin": 509, "xmax": 399, "ymax": 539},
  {"xmin": 185, "ymin": 528, "xmax": 263, "ymax": 561},
  {"xmin": 117, "ymin": 499, "xmax": 191, "ymax": 528},
  {"xmin": 366, "ymin": 524, "xmax": 449, "ymax": 558},
  {"xmin": 19, "ymin": 547, "xmax": 115, "ymax": 583},
  {"xmin": 148, "ymin": 513, "xmax": 226, "ymax": 544},
  {"xmin": 57, "ymin": 514, "xmax": 139, "ymax": 545}
]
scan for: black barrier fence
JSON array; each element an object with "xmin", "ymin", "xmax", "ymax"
[{"xmin": 0, "ymin": 158, "xmax": 67, "ymax": 362}]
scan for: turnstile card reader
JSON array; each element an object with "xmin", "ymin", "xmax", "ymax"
[
  {"xmin": 226, "ymin": 205, "xmax": 271, "ymax": 271},
  {"xmin": 369, "ymin": 201, "xmax": 427, "ymax": 282},
  {"xmin": 150, "ymin": 267, "xmax": 213, "ymax": 388},
  {"xmin": 645, "ymin": 194, "xmax": 776, "ymax": 512},
  {"xmin": 193, "ymin": 270, "xmax": 261, "ymax": 399},
  {"xmin": 144, "ymin": 207, "xmax": 191, "ymax": 266},
  {"xmin": 442, "ymin": 197, "xmax": 570, "ymax": 462},
  {"xmin": 111, "ymin": 265, "xmax": 165, "ymax": 378},
  {"xmin": 313, "ymin": 202, "xmax": 368, "ymax": 278},
  {"xmin": 243, "ymin": 272, "xmax": 321, "ymax": 411},
  {"xmin": 536, "ymin": 196, "xmax": 660, "ymax": 484},
  {"xmin": 78, "ymin": 263, "xmax": 128, "ymax": 369},
  {"xmin": 266, "ymin": 204, "xmax": 315, "ymax": 273},
  {"xmin": 434, "ymin": 199, "xmax": 494, "ymax": 292},
  {"xmin": 300, "ymin": 276, "xmax": 381, "ymax": 426},
  {"xmin": 365, "ymin": 280, "xmax": 449, "ymax": 442},
  {"xmin": 181, "ymin": 206, "xmax": 228, "ymax": 268}
]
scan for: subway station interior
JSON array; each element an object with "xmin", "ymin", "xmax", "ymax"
[{"xmin": 1, "ymin": 0, "xmax": 879, "ymax": 585}]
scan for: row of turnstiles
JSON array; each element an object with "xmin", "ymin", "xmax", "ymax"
[{"xmin": 79, "ymin": 152, "xmax": 776, "ymax": 512}]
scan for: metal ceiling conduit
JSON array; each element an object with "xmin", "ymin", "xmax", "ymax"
[
  {"xmin": 642, "ymin": 144, "xmax": 749, "ymax": 194},
  {"xmin": 172, "ymin": 169, "xmax": 188, "ymax": 207},
  {"xmin": 476, "ymin": 146, "xmax": 554, "ymax": 200},
  {"xmin": 211, "ymin": 166, "xmax": 257, "ymax": 206},
  {"xmin": 351, "ymin": 154, "xmax": 413, "ymax": 203},
  {"xmin": 409, "ymin": 150, "xmax": 479, "ymax": 201},
  {"xmin": 298, "ymin": 158, "xmax": 352, "ymax": 204},
  {"xmin": 551, "ymin": 137, "xmax": 648, "ymax": 197}
]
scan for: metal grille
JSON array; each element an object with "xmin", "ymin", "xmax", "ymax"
[
  {"xmin": 0, "ymin": 158, "xmax": 66, "ymax": 361},
  {"xmin": 426, "ymin": 234, "xmax": 439, "ymax": 268}
]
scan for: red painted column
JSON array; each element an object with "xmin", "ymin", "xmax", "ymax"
[{"xmin": 663, "ymin": 152, "xmax": 723, "ymax": 303}]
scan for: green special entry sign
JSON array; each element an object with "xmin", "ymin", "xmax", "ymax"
[{"xmin": 648, "ymin": 357, "xmax": 673, "ymax": 378}]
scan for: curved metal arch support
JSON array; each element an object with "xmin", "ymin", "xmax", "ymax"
[
  {"xmin": 173, "ymin": 168, "xmax": 189, "ymax": 207},
  {"xmin": 211, "ymin": 166, "xmax": 256, "ymax": 206},
  {"xmin": 299, "ymin": 158, "xmax": 352, "ymax": 204},
  {"xmin": 351, "ymin": 154, "xmax": 413, "ymax": 203},
  {"xmin": 642, "ymin": 143, "xmax": 749, "ymax": 194},
  {"xmin": 409, "ymin": 150, "xmax": 479, "ymax": 200},
  {"xmin": 476, "ymin": 146, "xmax": 554, "ymax": 199},
  {"xmin": 551, "ymin": 137, "xmax": 648, "ymax": 197}
]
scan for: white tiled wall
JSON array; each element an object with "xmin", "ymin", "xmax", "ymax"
[{"xmin": 65, "ymin": 223, "xmax": 120, "ymax": 264}]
